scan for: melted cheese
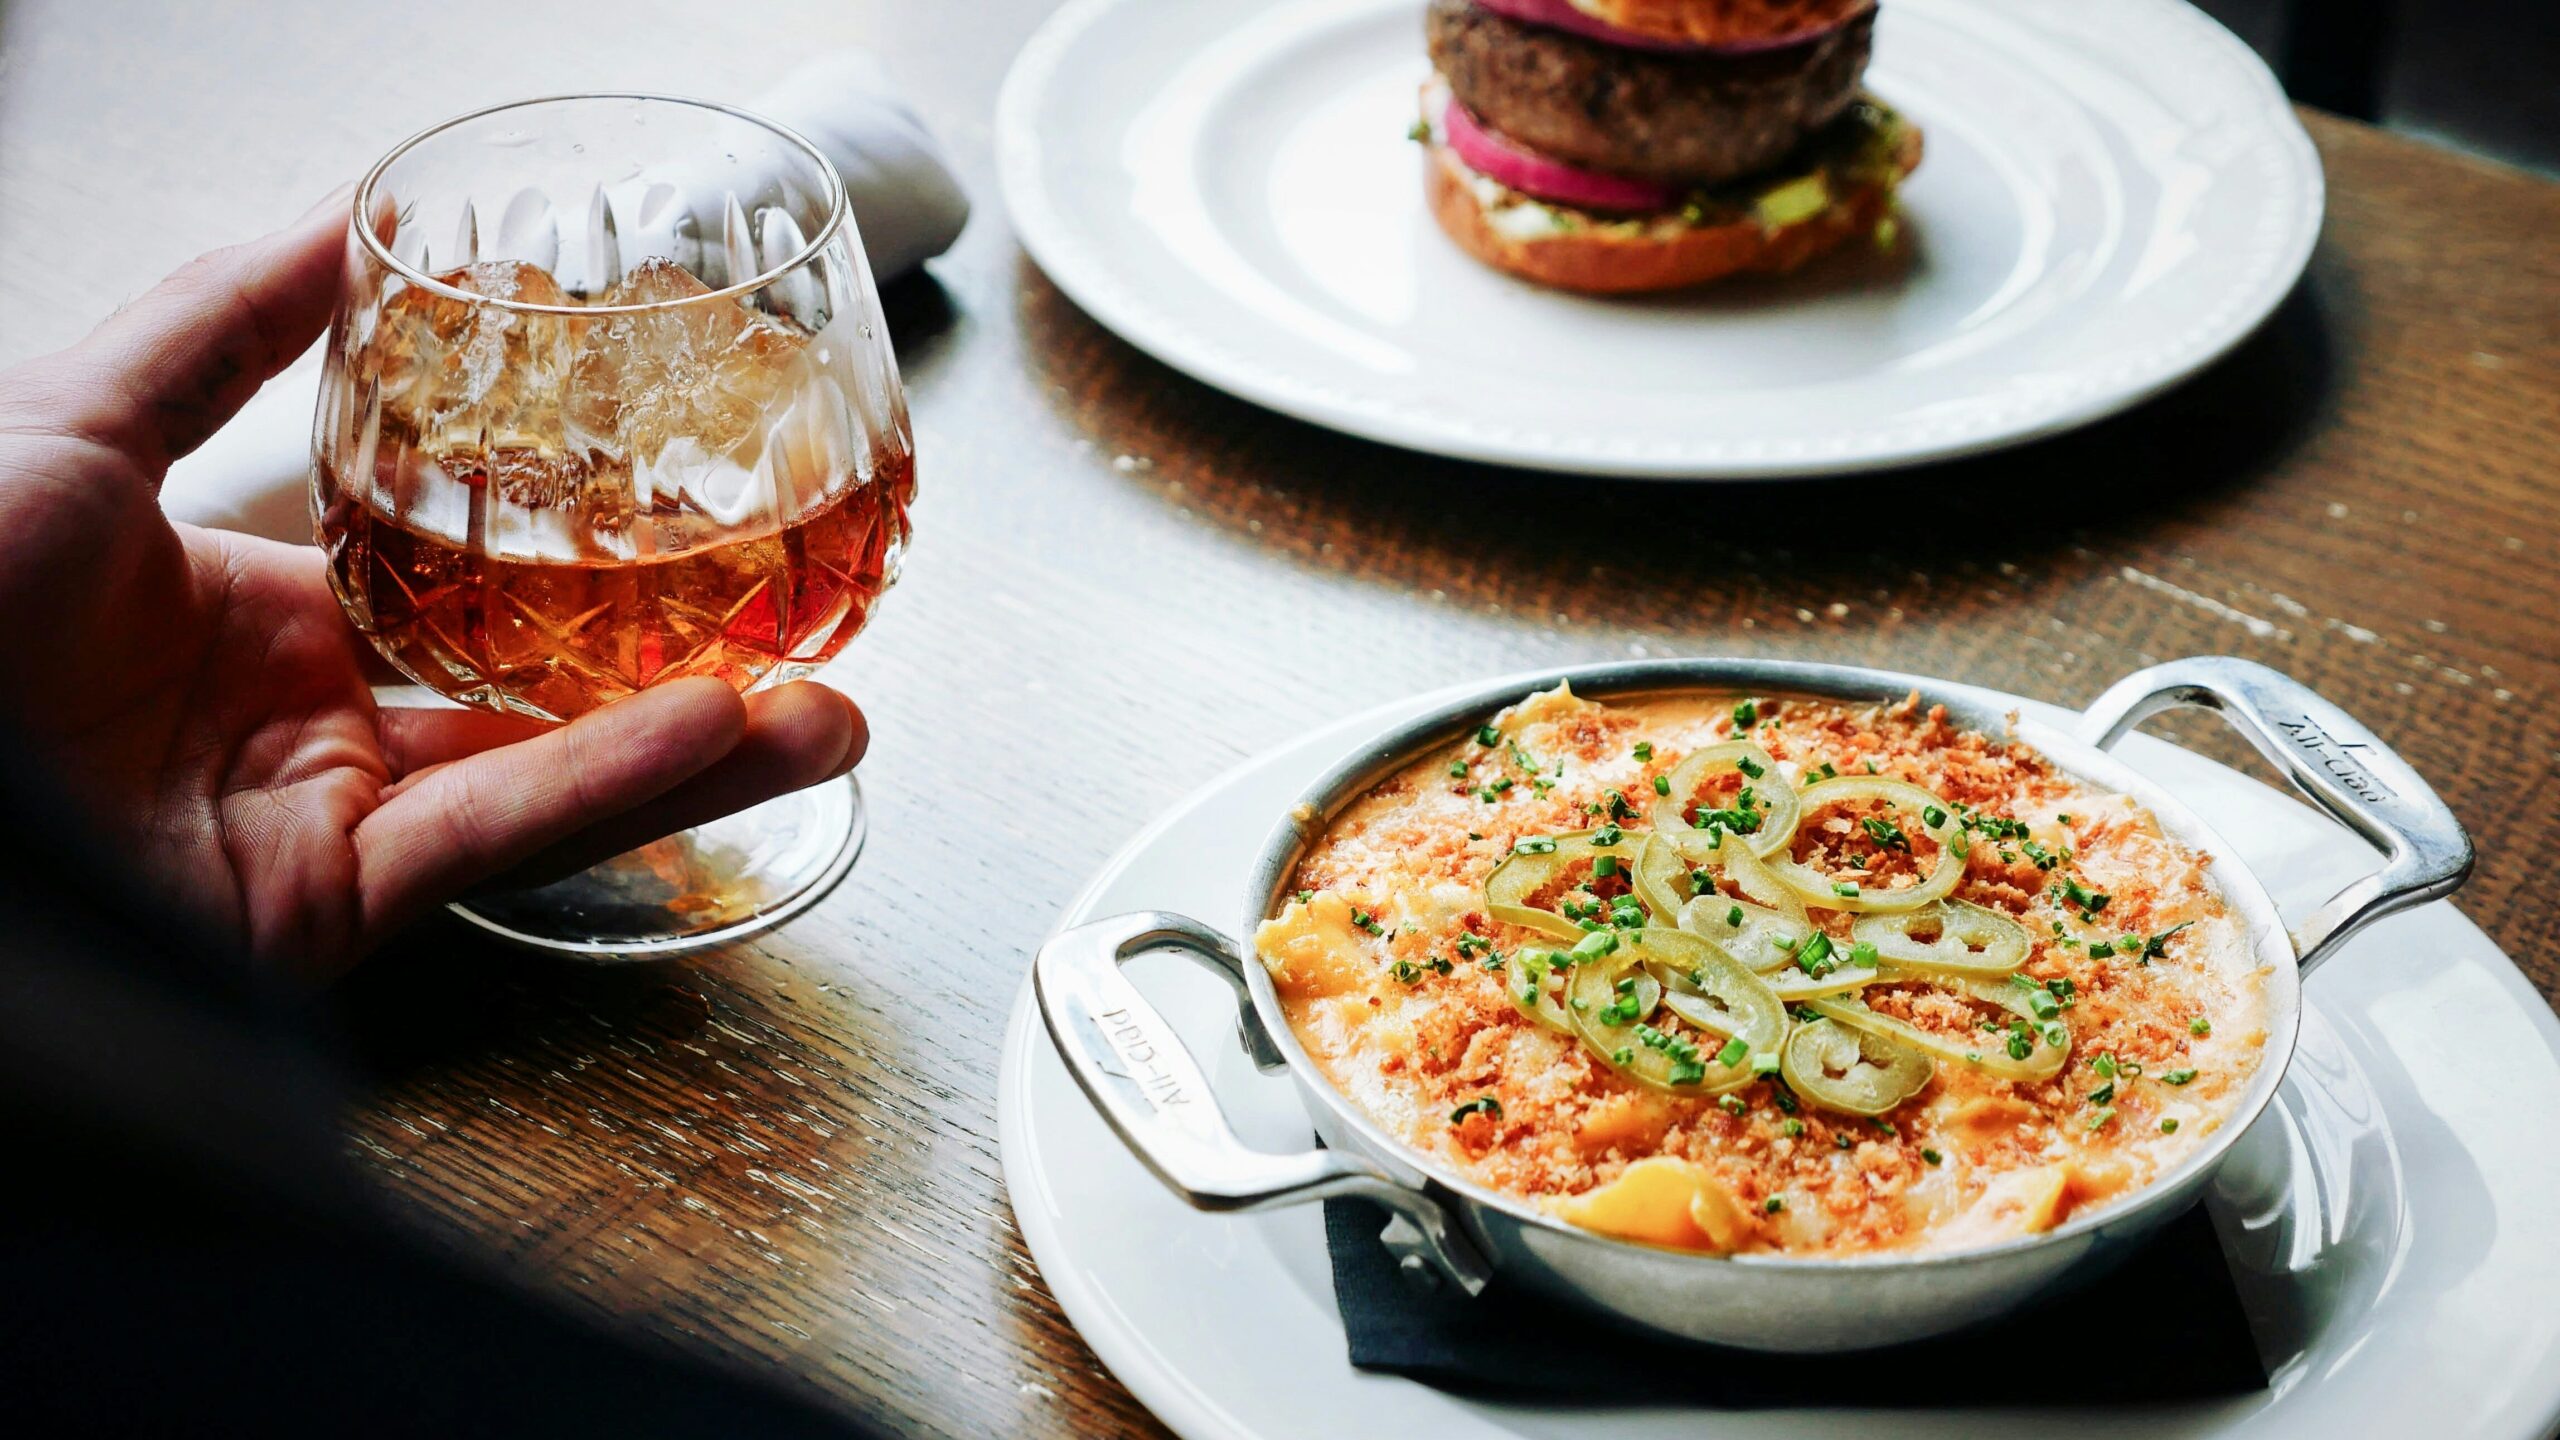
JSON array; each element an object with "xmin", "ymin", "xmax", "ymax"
[
  {"xmin": 1256, "ymin": 893, "xmax": 1374, "ymax": 1000},
  {"xmin": 1548, "ymin": 1157, "xmax": 1752, "ymax": 1252}
]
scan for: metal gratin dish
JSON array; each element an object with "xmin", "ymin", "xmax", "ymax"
[{"xmin": 1034, "ymin": 657, "xmax": 2471, "ymax": 1352}]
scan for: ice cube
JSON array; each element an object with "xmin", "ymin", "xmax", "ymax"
[
  {"xmin": 568, "ymin": 257, "xmax": 812, "ymax": 476},
  {"xmin": 358, "ymin": 260, "xmax": 644, "ymax": 545},
  {"xmin": 486, "ymin": 445, "xmax": 632, "ymax": 528},
  {"xmin": 366, "ymin": 260, "xmax": 580, "ymax": 450}
]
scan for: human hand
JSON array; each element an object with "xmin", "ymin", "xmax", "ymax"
[{"xmin": 0, "ymin": 190, "xmax": 869, "ymax": 976}]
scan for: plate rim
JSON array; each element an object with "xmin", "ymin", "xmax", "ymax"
[
  {"xmin": 996, "ymin": 682, "xmax": 2560, "ymax": 1440},
  {"xmin": 995, "ymin": 0, "xmax": 2327, "ymax": 480}
]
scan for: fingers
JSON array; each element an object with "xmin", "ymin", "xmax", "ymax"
[
  {"xmin": 478, "ymin": 682, "xmax": 866, "ymax": 890},
  {"xmin": 376, "ymin": 705, "xmax": 552, "ymax": 780},
  {"xmin": 352, "ymin": 677, "xmax": 748, "ymax": 946},
  {"xmin": 14, "ymin": 185, "xmax": 351, "ymax": 472}
]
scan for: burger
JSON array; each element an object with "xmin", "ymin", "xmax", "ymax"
[{"xmin": 1416, "ymin": 0, "xmax": 1921, "ymax": 294}]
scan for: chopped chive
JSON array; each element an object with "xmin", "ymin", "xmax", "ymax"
[
  {"xmin": 1764, "ymin": 1195, "xmax": 1786, "ymax": 1214},
  {"xmin": 2190, "ymin": 1016, "xmax": 2212, "ymax": 1037},
  {"xmin": 1726, "ymin": 904, "xmax": 1745, "ymax": 928},
  {"xmin": 1922, "ymin": 1148, "xmax": 1944, "ymax": 1166},
  {"xmin": 1475, "ymin": 724, "xmax": 1501, "ymax": 746},
  {"xmin": 1833, "ymin": 881, "xmax": 1861, "ymax": 898},
  {"xmin": 1732, "ymin": 698, "xmax": 1759, "ymax": 728},
  {"xmin": 1720, "ymin": 1094, "xmax": 1748, "ymax": 1116},
  {"xmin": 2054, "ymin": 874, "xmax": 2111, "ymax": 918},
  {"xmin": 1715, "ymin": 1036, "xmax": 1750, "ymax": 1068},
  {"xmin": 1449, "ymin": 1096, "xmax": 1502, "ymax": 1125},
  {"xmin": 1447, "ymin": 760, "xmax": 1467, "ymax": 778},
  {"xmin": 1653, "ymin": 774, "xmax": 1672, "ymax": 796},
  {"xmin": 2160, "ymin": 1117, "xmax": 2180, "ymax": 1134},
  {"xmin": 1633, "ymin": 741, "xmax": 1654, "ymax": 762},
  {"xmin": 2142, "ymin": 922, "xmax": 2196, "ymax": 960},
  {"xmin": 1781, "ymin": 1118, "xmax": 1804, "ymax": 1137},
  {"xmin": 1592, "ymin": 855, "xmax": 1619, "ymax": 879},
  {"xmin": 2162, "ymin": 1068, "xmax": 2197, "ymax": 1085}
]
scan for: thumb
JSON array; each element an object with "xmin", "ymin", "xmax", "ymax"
[{"xmin": 7, "ymin": 185, "xmax": 351, "ymax": 476}]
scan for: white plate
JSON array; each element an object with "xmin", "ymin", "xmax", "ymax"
[
  {"xmin": 996, "ymin": 0, "xmax": 2323, "ymax": 478},
  {"xmin": 998, "ymin": 682, "xmax": 2560, "ymax": 1439}
]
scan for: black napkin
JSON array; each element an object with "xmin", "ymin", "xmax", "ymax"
[{"xmin": 1326, "ymin": 1197, "xmax": 2265, "ymax": 1406}]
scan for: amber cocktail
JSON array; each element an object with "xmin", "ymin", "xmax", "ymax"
[{"xmin": 314, "ymin": 95, "xmax": 913, "ymax": 954}]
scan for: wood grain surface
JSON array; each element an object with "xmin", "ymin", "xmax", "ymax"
[{"xmin": 3, "ymin": 1, "xmax": 2555, "ymax": 1436}]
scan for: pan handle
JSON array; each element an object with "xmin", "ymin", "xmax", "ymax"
[
  {"xmin": 1033, "ymin": 911, "xmax": 1491, "ymax": 1293},
  {"xmin": 2078, "ymin": 656, "xmax": 2472, "ymax": 975}
]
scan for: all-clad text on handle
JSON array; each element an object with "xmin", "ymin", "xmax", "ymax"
[{"xmin": 2079, "ymin": 657, "xmax": 2472, "ymax": 973}]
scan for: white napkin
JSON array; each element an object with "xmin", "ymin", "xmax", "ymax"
[{"xmin": 162, "ymin": 51, "xmax": 966, "ymax": 544}]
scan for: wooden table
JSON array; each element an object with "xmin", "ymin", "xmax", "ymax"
[{"xmin": 4, "ymin": 1, "xmax": 2555, "ymax": 1435}]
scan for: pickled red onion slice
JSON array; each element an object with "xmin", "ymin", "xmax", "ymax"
[
  {"xmin": 1441, "ymin": 100, "xmax": 1677, "ymax": 213},
  {"xmin": 1469, "ymin": 0, "xmax": 1862, "ymax": 53}
]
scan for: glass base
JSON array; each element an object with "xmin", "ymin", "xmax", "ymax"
[{"xmin": 447, "ymin": 774, "xmax": 865, "ymax": 958}]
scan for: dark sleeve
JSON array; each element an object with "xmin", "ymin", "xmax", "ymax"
[{"xmin": 0, "ymin": 733, "xmax": 871, "ymax": 1439}]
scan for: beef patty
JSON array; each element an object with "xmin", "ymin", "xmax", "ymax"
[{"xmin": 1427, "ymin": 0, "xmax": 1874, "ymax": 186}]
